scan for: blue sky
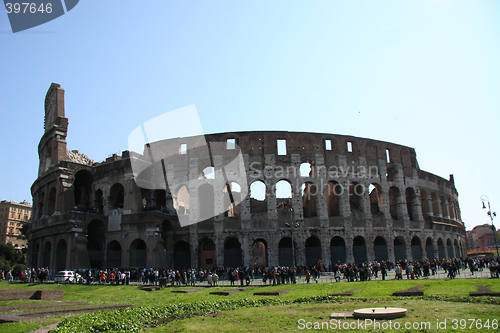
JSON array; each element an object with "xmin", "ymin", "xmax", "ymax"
[{"xmin": 1, "ymin": 0, "xmax": 499, "ymax": 231}]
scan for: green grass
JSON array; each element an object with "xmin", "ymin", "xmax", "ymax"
[{"xmin": 1, "ymin": 278, "xmax": 500, "ymax": 332}]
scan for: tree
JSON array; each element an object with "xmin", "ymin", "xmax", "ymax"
[{"xmin": 0, "ymin": 243, "xmax": 24, "ymax": 266}]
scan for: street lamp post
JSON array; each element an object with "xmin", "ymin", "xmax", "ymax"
[
  {"xmin": 285, "ymin": 222, "xmax": 299, "ymax": 268},
  {"xmin": 481, "ymin": 195, "xmax": 499, "ymax": 259}
]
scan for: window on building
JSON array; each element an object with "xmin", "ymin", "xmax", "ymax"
[
  {"xmin": 277, "ymin": 139, "xmax": 287, "ymax": 155},
  {"xmin": 227, "ymin": 138, "xmax": 236, "ymax": 150},
  {"xmin": 179, "ymin": 143, "xmax": 187, "ymax": 155},
  {"xmin": 347, "ymin": 141, "xmax": 353, "ymax": 153},
  {"xmin": 386, "ymin": 149, "xmax": 391, "ymax": 163},
  {"xmin": 325, "ymin": 139, "xmax": 332, "ymax": 151}
]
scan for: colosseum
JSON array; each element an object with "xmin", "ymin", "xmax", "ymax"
[{"xmin": 28, "ymin": 83, "xmax": 466, "ymax": 272}]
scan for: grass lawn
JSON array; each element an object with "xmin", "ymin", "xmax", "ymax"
[{"xmin": 1, "ymin": 278, "xmax": 499, "ymax": 332}]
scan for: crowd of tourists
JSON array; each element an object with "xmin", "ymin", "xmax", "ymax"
[{"xmin": 2, "ymin": 257, "xmax": 499, "ymax": 285}]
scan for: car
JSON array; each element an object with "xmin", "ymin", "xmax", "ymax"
[{"xmin": 54, "ymin": 270, "xmax": 77, "ymax": 283}]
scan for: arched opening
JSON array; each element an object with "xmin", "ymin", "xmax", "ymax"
[
  {"xmin": 130, "ymin": 239, "xmax": 147, "ymax": 268},
  {"xmin": 199, "ymin": 239, "xmax": 215, "ymax": 270},
  {"xmin": 94, "ymin": 189, "xmax": 104, "ymax": 213},
  {"xmin": 353, "ymin": 236, "xmax": 367, "ymax": 263},
  {"xmin": 198, "ymin": 183, "xmax": 214, "ymax": 220},
  {"xmin": 109, "ymin": 183, "xmax": 125, "ymax": 209},
  {"xmin": 199, "ymin": 166, "xmax": 215, "ymax": 180},
  {"xmin": 446, "ymin": 238, "xmax": 454, "ymax": 258},
  {"xmin": 431, "ymin": 193, "xmax": 440, "ymax": 216},
  {"xmin": 302, "ymin": 182, "xmax": 317, "ymax": 218},
  {"xmin": 394, "ymin": 236, "xmax": 406, "ymax": 262},
  {"xmin": 454, "ymin": 239, "xmax": 459, "ymax": 259},
  {"xmin": 161, "ymin": 219, "xmax": 174, "ymax": 268},
  {"xmin": 224, "ymin": 182, "xmax": 242, "ymax": 217},
  {"xmin": 406, "ymin": 188, "xmax": 417, "ymax": 221},
  {"xmin": 42, "ymin": 241, "xmax": 51, "ymax": 268},
  {"xmin": 32, "ymin": 243, "xmax": 40, "ymax": 268},
  {"xmin": 37, "ymin": 192, "xmax": 45, "ymax": 218},
  {"xmin": 173, "ymin": 240, "xmax": 191, "ymax": 269},
  {"xmin": 252, "ymin": 239, "xmax": 267, "ymax": 268},
  {"xmin": 250, "ymin": 180, "xmax": 267, "ymax": 213},
  {"xmin": 437, "ymin": 238, "xmax": 445, "ymax": 259},
  {"xmin": 278, "ymin": 237, "xmax": 295, "ymax": 267},
  {"xmin": 327, "ymin": 181, "xmax": 341, "ymax": 217},
  {"xmin": 330, "ymin": 237, "xmax": 346, "ymax": 264},
  {"xmin": 47, "ymin": 187, "xmax": 57, "ymax": 215},
  {"xmin": 56, "ymin": 239, "xmax": 67, "ymax": 271},
  {"xmin": 153, "ymin": 189, "xmax": 167, "ymax": 209},
  {"xmin": 275, "ymin": 180, "xmax": 292, "ymax": 212},
  {"xmin": 349, "ymin": 182, "xmax": 363, "ymax": 212},
  {"xmin": 386, "ymin": 166, "xmax": 398, "ymax": 181},
  {"xmin": 305, "ymin": 236, "xmax": 321, "ymax": 267},
  {"xmin": 411, "ymin": 236, "xmax": 422, "ymax": 260},
  {"xmin": 300, "ymin": 162, "xmax": 314, "ymax": 177},
  {"xmin": 426, "ymin": 237, "xmax": 435, "ymax": 260},
  {"xmin": 224, "ymin": 238, "xmax": 242, "ymax": 268},
  {"xmin": 107, "ymin": 241, "xmax": 122, "ymax": 268},
  {"xmin": 420, "ymin": 190, "xmax": 430, "ymax": 216},
  {"xmin": 175, "ymin": 185, "xmax": 190, "ymax": 214},
  {"xmin": 87, "ymin": 219, "xmax": 105, "ymax": 268},
  {"xmin": 74, "ymin": 170, "xmax": 93, "ymax": 209},
  {"xmin": 369, "ymin": 184, "xmax": 382, "ymax": 215},
  {"xmin": 389, "ymin": 186, "xmax": 401, "ymax": 220},
  {"xmin": 373, "ymin": 236, "xmax": 388, "ymax": 262}
]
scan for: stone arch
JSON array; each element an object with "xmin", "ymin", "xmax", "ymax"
[
  {"xmin": 330, "ymin": 236, "xmax": 346, "ymax": 264},
  {"xmin": 386, "ymin": 166, "xmax": 398, "ymax": 181},
  {"xmin": 223, "ymin": 181, "xmax": 242, "ymax": 217},
  {"xmin": 224, "ymin": 237, "xmax": 242, "ymax": 268},
  {"xmin": 349, "ymin": 182, "xmax": 363, "ymax": 212},
  {"xmin": 305, "ymin": 236, "xmax": 321, "ymax": 267},
  {"xmin": 74, "ymin": 169, "xmax": 93, "ymax": 208},
  {"xmin": 94, "ymin": 189, "xmax": 104, "ymax": 212},
  {"xmin": 353, "ymin": 236, "xmax": 367, "ymax": 263},
  {"xmin": 302, "ymin": 182, "xmax": 317, "ymax": 218},
  {"xmin": 252, "ymin": 239, "xmax": 268, "ymax": 268},
  {"xmin": 300, "ymin": 162, "xmax": 314, "ymax": 177},
  {"xmin": 250, "ymin": 180, "xmax": 267, "ymax": 213},
  {"xmin": 411, "ymin": 236, "xmax": 422, "ymax": 260},
  {"xmin": 394, "ymin": 236, "xmax": 406, "ymax": 262},
  {"xmin": 437, "ymin": 238, "xmax": 445, "ymax": 259},
  {"xmin": 130, "ymin": 238, "xmax": 147, "ymax": 268},
  {"xmin": 406, "ymin": 188, "xmax": 418, "ymax": 221},
  {"xmin": 389, "ymin": 186, "xmax": 401, "ymax": 220},
  {"xmin": 109, "ymin": 183, "xmax": 125, "ymax": 209},
  {"xmin": 426, "ymin": 237, "xmax": 435, "ymax": 260},
  {"xmin": 198, "ymin": 183, "xmax": 214, "ymax": 221},
  {"xmin": 275, "ymin": 179, "xmax": 293, "ymax": 212},
  {"xmin": 173, "ymin": 240, "xmax": 190, "ymax": 269},
  {"xmin": 448, "ymin": 199, "xmax": 456, "ymax": 220},
  {"xmin": 278, "ymin": 237, "xmax": 296, "ymax": 267},
  {"xmin": 446, "ymin": 238, "xmax": 453, "ymax": 258},
  {"xmin": 47, "ymin": 187, "xmax": 57, "ymax": 215},
  {"xmin": 326, "ymin": 181, "xmax": 341, "ymax": 217},
  {"xmin": 175, "ymin": 185, "xmax": 190, "ymax": 215},
  {"xmin": 369, "ymin": 183, "xmax": 383, "ymax": 215},
  {"xmin": 420, "ymin": 189, "xmax": 430, "ymax": 216},
  {"xmin": 152, "ymin": 189, "xmax": 167, "ymax": 209},
  {"xmin": 107, "ymin": 240, "xmax": 122, "ymax": 268},
  {"xmin": 454, "ymin": 239, "xmax": 460, "ymax": 258},
  {"xmin": 42, "ymin": 241, "xmax": 51, "ymax": 268},
  {"xmin": 56, "ymin": 239, "xmax": 67, "ymax": 271},
  {"xmin": 199, "ymin": 166, "xmax": 215, "ymax": 180},
  {"xmin": 373, "ymin": 236, "xmax": 388, "ymax": 262},
  {"xmin": 87, "ymin": 219, "xmax": 105, "ymax": 268},
  {"xmin": 199, "ymin": 238, "xmax": 216, "ymax": 270}
]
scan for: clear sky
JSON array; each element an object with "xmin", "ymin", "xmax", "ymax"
[{"xmin": 1, "ymin": 0, "xmax": 499, "ymax": 231}]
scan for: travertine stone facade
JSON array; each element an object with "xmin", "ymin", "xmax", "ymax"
[{"xmin": 28, "ymin": 83, "xmax": 466, "ymax": 272}]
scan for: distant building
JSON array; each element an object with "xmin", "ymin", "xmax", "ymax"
[
  {"xmin": 0, "ymin": 200, "xmax": 32, "ymax": 249},
  {"xmin": 469, "ymin": 224, "xmax": 497, "ymax": 250}
]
